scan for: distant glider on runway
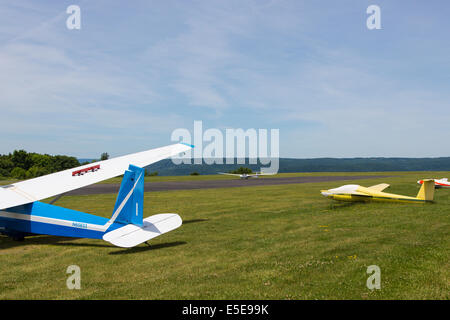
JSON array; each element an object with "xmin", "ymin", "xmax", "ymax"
[
  {"xmin": 321, "ymin": 180, "xmax": 435, "ymax": 203},
  {"xmin": 417, "ymin": 178, "xmax": 450, "ymax": 188},
  {"xmin": 218, "ymin": 171, "xmax": 276, "ymax": 179},
  {"xmin": 0, "ymin": 142, "xmax": 193, "ymax": 248}
]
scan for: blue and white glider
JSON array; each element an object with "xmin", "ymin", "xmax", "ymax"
[{"xmin": 0, "ymin": 143, "xmax": 193, "ymax": 248}]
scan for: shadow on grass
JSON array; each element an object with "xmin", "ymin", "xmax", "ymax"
[
  {"xmin": 0, "ymin": 235, "xmax": 188, "ymax": 253},
  {"xmin": 109, "ymin": 241, "xmax": 187, "ymax": 255},
  {"xmin": 51, "ymin": 241, "xmax": 113, "ymax": 248},
  {"xmin": 328, "ymin": 202, "xmax": 359, "ymax": 210},
  {"xmin": 183, "ymin": 219, "xmax": 208, "ymax": 224},
  {"xmin": 0, "ymin": 234, "xmax": 82, "ymax": 249}
]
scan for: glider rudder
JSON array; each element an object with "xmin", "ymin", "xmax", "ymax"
[
  {"xmin": 111, "ymin": 164, "xmax": 144, "ymax": 226},
  {"xmin": 416, "ymin": 179, "xmax": 435, "ymax": 201}
]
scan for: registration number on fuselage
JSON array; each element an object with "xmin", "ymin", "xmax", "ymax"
[{"xmin": 72, "ymin": 222, "xmax": 88, "ymax": 229}]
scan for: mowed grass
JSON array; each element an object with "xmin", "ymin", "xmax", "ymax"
[{"xmin": 0, "ymin": 172, "xmax": 448, "ymax": 299}]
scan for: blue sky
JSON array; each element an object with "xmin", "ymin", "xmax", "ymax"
[{"xmin": 0, "ymin": 0, "xmax": 449, "ymax": 158}]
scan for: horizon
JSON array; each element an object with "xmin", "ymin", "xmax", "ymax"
[{"xmin": 76, "ymin": 155, "xmax": 450, "ymax": 161}]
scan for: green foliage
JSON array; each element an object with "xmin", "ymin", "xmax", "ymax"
[
  {"xmin": 50, "ymin": 155, "xmax": 79, "ymax": 172},
  {"xmin": 11, "ymin": 150, "xmax": 32, "ymax": 170},
  {"xmin": 0, "ymin": 150, "xmax": 80, "ymax": 180},
  {"xmin": 144, "ymin": 169, "xmax": 158, "ymax": 176},
  {"xmin": 190, "ymin": 171, "xmax": 200, "ymax": 175},
  {"xmin": 100, "ymin": 152, "xmax": 109, "ymax": 161},
  {"xmin": 26, "ymin": 166, "xmax": 50, "ymax": 179},
  {"xmin": 230, "ymin": 166, "xmax": 252, "ymax": 174},
  {"xmin": 10, "ymin": 167, "xmax": 27, "ymax": 179},
  {"xmin": 0, "ymin": 156, "xmax": 14, "ymax": 176},
  {"xmin": 29, "ymin": 153, "xmax": 52, "ymax": 169},
  {"xmin": 0, "ymin": 168, "xmax": 9, "ymax": 178}
]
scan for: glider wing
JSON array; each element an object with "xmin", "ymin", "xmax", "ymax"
[
  {"xmin": 0, "ymin": 143, "xmax": 193, "ymax": 210},
  {"xmin": 366, "ymin": 183, "xmax": 390, "ymax": 192}
]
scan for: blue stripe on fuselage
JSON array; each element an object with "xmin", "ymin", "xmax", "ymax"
[
  {"xmin": 5, "ymin": 202, "xmax": 109, "ymax": 225},
  {"xmin": 0, "ymin": 201, "xmax": 123, "ymax": 239},
  {"xmin": 0, "ymin": 215, "xmax": 104, "ymax": 239}
]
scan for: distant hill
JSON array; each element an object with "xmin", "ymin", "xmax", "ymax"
[
  {"xmin": 75, "ymin": 157, "xmax": 450, "ymax": 176},
  {"xmin": 78, "ymin": 158, "xmax": 100, "ymax": 163},
  {"xmin": 136, "ymin": 157, "xmax": 450, "ymax": 176},
  {"xmin": 77, "ymin": 158, "xmax": 95, "ymax": 164}
]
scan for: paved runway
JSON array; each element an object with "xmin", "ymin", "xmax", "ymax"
[{"xmin": 66, "ymin": 175, "xmax": 392, "ymax": 196}]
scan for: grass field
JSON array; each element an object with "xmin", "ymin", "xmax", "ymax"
[{"xmin": 0, "ymin": 172, "xmax": 448, "ymax": 299}]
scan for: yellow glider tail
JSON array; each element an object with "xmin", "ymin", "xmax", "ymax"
[{"xmin": 416, "ymin": 179, "xmax": 435, "ymax": 201}]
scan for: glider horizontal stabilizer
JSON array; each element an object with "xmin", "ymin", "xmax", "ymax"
[{"xmin": 103, "ymin": 214, "xmax": 182, "ymax": 248}]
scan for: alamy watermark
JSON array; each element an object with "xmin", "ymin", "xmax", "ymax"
[
  {"xmin": 366, "ymin": 265, "xmax": 381, "ymax": 290},
  {"xmin": 367, "ymin": 5, "xmax": 381, "ymax": 30},
  {"xmin": 171, "ymin": 121, "xmax": 279, "ymax": 174},
  {"xmin": 66, "ymin": 5, "xmax": 81, "ymax": 30},
  {"xmin": 65, "ymin": 4, "xmax": 381, "ymax": 31},
  {"xmin": 66, "ymin": 265, "xmax": 81, "ymax": 289}
]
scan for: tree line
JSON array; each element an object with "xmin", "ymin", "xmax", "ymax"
[
  {"xmin": 0, "ymin": 150, "xmax": 80, "ymax": 179},
  {"xmin": 0, "ymin": 150, "xmax": 164, "ymax": 180}
]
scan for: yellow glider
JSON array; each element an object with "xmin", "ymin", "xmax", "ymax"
[{"xmin": 321, "ymin": 180, "xmax": 435, "ymax": 203}]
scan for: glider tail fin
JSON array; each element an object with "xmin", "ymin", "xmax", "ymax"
[
  {"xmin": 103, "ymin": 164, "xmax": 183, "ymax": 248},
  {"xmin": 111, "ymin": 164, "xmax": 144, "ymax": 226},
  {"xmin": 416, "ymin": 179, "xmax": 435, "ymax": 201}
]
